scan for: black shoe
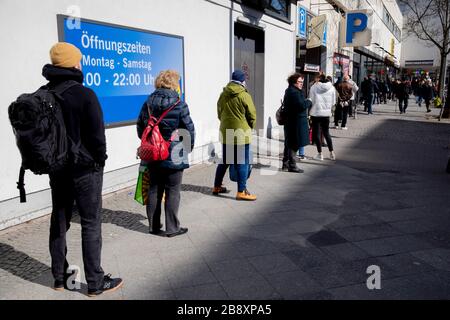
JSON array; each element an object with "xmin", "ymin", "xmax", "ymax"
[
  {"xmin": 149, "ymin": 229, "xmax": 165, "ymax": 236},
  {"xmin": 427, "ymin": 109, "xmax": 431, "ymax": 113},
  {"xmin": 87, "ymin": 274, "xmax": 124, "ymax": 297},
  {"xmin": 281, "ymin": 165, "xmax": 289, "ymax": 172},
  {"xmin": 166, "ymin": 227, "xmax": 188, "ymax": 238},
  {"xmin": 212, "ymin": 186, "xmax": 229, "ymax": 195},
  {"xmin": 53, "ymin": 270, "xmax": 75, "ymax": 291},
  {"xmin": 297, "ymin": 155, "xmax": 305, "ymax": 160},
  {"xmin": 288, "ymin": 167, "xmax": 304, "ymax": 173}
]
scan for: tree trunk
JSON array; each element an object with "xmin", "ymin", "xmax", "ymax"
[{"xmin": 440, "ymin": 52, "xmax": 449, "ymax": 119}]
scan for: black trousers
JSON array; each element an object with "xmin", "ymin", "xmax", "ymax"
[
  {"xmin": 282, "ymin": 126, "xmax": 298, "ymax": 169},
  {"xmin": 399, "ymin": 97, "xmax": 408, "ymax": 112},
  {"xmin": 334, "ymin": 103, "xmax": 349, "ymax": 128},
  {"xmin": 146, "ymin": 167, "xmax": 183, "ymax": 234},
  {"xmin": 49, "ymin": 168, "xmax": 104, "ymax": 291},
  {"xmin": 311, "ymin": 116, "xmax": 334, "ymax": 153}
]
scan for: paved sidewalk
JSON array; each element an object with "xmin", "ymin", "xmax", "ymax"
[{"xmin": 1, "ymin": 100, "xmax": 449, "ymax": 300}]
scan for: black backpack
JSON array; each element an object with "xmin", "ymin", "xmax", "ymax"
[{"xmin": 8, "ymin": 81, "xmax": 78, "ymax": 202}]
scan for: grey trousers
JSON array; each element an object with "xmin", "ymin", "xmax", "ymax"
[
  {"xmin": 49, "ymin": 168, "xmax": 105, "ymax": 291},
  {"xmin": 146, "ymin": 167, "xmax": 183, "ymax": 234}
]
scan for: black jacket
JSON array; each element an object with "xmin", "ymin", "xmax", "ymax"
[
  {"xmin": 42, "ymin": 64, "xmax": 107, "ymax": 172},
  {"xmin": 361, "ymin": 79, "xmax": 379, "ymax": 96},
  {"xmin": 137, "ymin": 88, "xmax": 195, "ymax": 170},
  {"xmin": 421, "ymin": 85, "xmax": 434, "ymax": 101}
]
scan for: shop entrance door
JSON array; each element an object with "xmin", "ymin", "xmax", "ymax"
[{"xmin": 234, "ymin": 22, "xmax": 265, "ymax": 132}]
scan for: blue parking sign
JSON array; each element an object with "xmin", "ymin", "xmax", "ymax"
[{"xmin": 298, "ymin": 6, "xmax": 307, "ymax": 38}]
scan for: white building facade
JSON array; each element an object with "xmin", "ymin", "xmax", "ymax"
[
  {"xmin": 296, "ymin": 0, "xmax": 403, "ymax": 90},
  {"xmin": 0, "ymin": 0, "xmax": 298, "ymax": 229}
]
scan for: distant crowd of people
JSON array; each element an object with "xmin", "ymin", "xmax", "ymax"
[{"xmin": 359, "ymin": 75, "xmax": 440, "ymax": 114}]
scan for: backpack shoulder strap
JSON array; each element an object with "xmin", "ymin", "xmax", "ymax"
[
  {"xmin": 17, "ymin": 166, "xmax": 26, "ymax": 203},
  {"xmin": 49, "ymin": 80, "xmax": 79, "ymax": 100},
  {"xmin": 155, "ymin": 99, "xmax": 181, "ymax": 126}
]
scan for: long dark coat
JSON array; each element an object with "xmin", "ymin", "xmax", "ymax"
[{"xmin": 284, "ymin": 85, "xmax": 312, "ymax": 151}]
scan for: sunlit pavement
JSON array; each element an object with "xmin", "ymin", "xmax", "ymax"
[{"xmin": 1, "ymin": 99, "xmax": 449, "ymax": 300}]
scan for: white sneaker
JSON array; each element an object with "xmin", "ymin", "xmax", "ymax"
[
  {"xmin": 330, "ymin": 151, "xmax": 336, "ymax": 161},
  {"xmin": 341, "ymin": 127, "xmax": 348, "ymax": 130},
  {"xmin": 334, "ymin": 125, "xmax": 340, "ymax": 129},
  {"xmin": 314, "ymin": 153, "xmax": 324, "ymax": 161}
]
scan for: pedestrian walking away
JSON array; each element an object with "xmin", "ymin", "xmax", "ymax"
[
  {"xmin": 212, "ymin": 70, "xmax": 257, "ymax": 201},
  {"xmin": 43, "ymin": 43, "xmax": 122, "ymax": 296},
  {"xmin": 397, "ymin": 78, "xmax": 410, "ymax": 114},
  {"xmin": 308, "ymin": 74, "xmax": 336, "ymax": 161},
  {"xmin": 282, "ymin": 73, "xmax": 312, "ymax": 172},
  {"xmin": 335, "ymin": 75, "xmax": 354, "ymax": 130},
  {"xmin": 137, "ymin": 70, "xmax": 195, "ymax": 237},
  {"xmin": 421, "ymin": 79, "xmax": 434, "ymax": 113},
  {"xmin": 348, "ymin": 75, "xmax": 359, "ymax": 118}
]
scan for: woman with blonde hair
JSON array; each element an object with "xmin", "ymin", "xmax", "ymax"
[{"xmin": 137, "ymin": 70, "xmax": 195, "ymax": 237}]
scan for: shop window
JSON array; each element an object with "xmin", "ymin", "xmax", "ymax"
[{"xmin": 266, "ymin": 0, "xmax": 289, "ymax": 19}]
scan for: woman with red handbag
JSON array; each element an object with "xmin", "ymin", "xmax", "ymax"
[{"xmin": 136, "ymin": 70, "xmax": 195, "ymax": 237}]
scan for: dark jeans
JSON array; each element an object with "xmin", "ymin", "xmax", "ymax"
[
  {"xmin": 311, "ymin": 116, "xmax": 334, "ymax": 153},
  {"xmin": 365, "ymin": 94, "xmax": 374, "ymax": 114},
  {"xmin": 334, "ymin": 102, "xmax": 349, "ymax": 128},
  {"xmin": 49, "ymin": 168, "xmax": 104, "ymax": 291},
  {"xmin": 425, "ymin": 98, "xmax": 431, "ymax": 111},
  {"xmin": 399, "ymin": 97, "xmax": 408, "ymax": 113},
  {"xmin": 146, "ymin": 167, "xmax": 183, "ymax": 234},
  {"xmin": 214, "ymin": 144, "xmax": 250, "ymax": 193},
  {"xmin": 348, "ymin": 100, "xmax": 354, "ymax": 117}
]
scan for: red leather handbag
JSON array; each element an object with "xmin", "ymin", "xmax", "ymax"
[{"xmin": 138, "ymin": 99, "xmax": 180, "ymax": 162}]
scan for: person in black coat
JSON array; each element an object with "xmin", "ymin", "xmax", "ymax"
[
  {"xmin": 136, "ymin": 70, "xmax": 195, "ymax": 237},
  {"xmin": 421, "ymin": 80, "xmax": 434, "ymax": 113},
  {"xmin": 282, "ymin": 73, "xmax": 312, "ymax": 173},
  {"xmin": 397, "ymin": 79, "xmax": 410, "ymax": 114},
  {"xmin": 44, "ymin": 42, "xmax": 122, "ymax": 296}
]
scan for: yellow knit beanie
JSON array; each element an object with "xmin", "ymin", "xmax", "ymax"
[{"xmin": 50, "ymin": 42, "xmax": 82, "ymax": 68}]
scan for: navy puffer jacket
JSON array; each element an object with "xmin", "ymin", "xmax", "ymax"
[{"xmin": 137, "ymin": 88, "xmax": 195, "ymax": 170}]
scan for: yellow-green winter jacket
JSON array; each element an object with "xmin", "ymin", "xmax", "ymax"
[{"xmin": 217, "ymin": 82, "xmax": 257, "ymax": 145}]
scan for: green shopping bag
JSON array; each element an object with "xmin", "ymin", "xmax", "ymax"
[{"xmin": 134, "ymin": 165, "xmax": 150, "ymax": 205}]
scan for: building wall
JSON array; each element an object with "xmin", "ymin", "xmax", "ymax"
[
  {"xmin": 358, "ymin": 0, "xmax": 402, "ymax": 66},
  {"xmin": 0, "ymin": 0, "xmax": 296, "ymax": 229},
  {"xmin": 297, "ymin": 0, "xmax": 403, "ymax": 80}
]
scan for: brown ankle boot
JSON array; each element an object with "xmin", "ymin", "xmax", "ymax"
[{"xmin": 236, "ymin": 190, "xmax": 257, "ymax": 201}]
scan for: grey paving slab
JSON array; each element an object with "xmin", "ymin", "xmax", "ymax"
[
  {"xmin": 220, "ymin": 274, "xmax": 281, "ymax": 300},
  {"xmin": 208, "ymin": 258, "xmax": 257, "ymax": 282},
  {"xmin": 321, "ymin": 243, "xmax": 371, "ymax": 261},
  {"xmin": 354, "ymin": 235, "xmax": 435, "ymax": 257},
  {"xmin": 411, "ymin": 248, "xmax": 450, "ymax": 272},
  {"xmin": 232, "ymin": 239, "xmax": 281, "ymax": 257},
  {"xmin": 1, "ymin": 101, "xmax": 449, "ymax": 299},
  {"xmin": 174, "ymin": 283, "xmax": 229, "ymax": 300},
  {"xmin": 247, "ymin": 253, "xmax": 299, "ymax": 275},
  {"xmin": 375, "ymin": 253, "xmax": 437, "ymax": 278},
  {"xmin": 283, "ymin": 247, "xmax": 335, "ymax": 270},
  {"xmin": 335, "ymin": 223, "xmax": 404, "ymax": 242},
  {"xmin": 265, "ymin": 270, "xmax": 324, "ymax": 299}
]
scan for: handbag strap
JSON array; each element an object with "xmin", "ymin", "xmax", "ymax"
[{"xmin": 147, "ymin": 99, "xmax": 181, "ymax": 126}]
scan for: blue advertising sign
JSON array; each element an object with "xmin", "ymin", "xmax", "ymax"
[
  {"xmin": 323, "ymin": 22, "xmax": 327, "ymax": 46},
  {"xmin": 298, "ymin": 6, "xmax": 307, "ymax": 38},
  {"xmin": 58, "ymin": 16, "xmax": 185, "ymax": 127}
]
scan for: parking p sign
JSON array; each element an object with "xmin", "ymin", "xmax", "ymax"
[{"xmin": 298, "ymin": 6, "xmax": 307, "ymax": 38}]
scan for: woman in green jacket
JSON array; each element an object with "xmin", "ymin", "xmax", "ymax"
[{"xmin": 213, "ymin": 70, "xmax": 257, "ymax": 201}]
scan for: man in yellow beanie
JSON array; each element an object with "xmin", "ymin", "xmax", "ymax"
[
  {"xmin": 43, "ymin": 42, "xmax": 123, "ymax": 296},
  {"xmin": 49, "ymin": 42, "xmax": 83, "ymax": 69}
]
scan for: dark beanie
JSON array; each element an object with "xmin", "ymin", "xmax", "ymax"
[{"xmin": 232, "ymin": 70, "xmax": 246, "ymax": 83}]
